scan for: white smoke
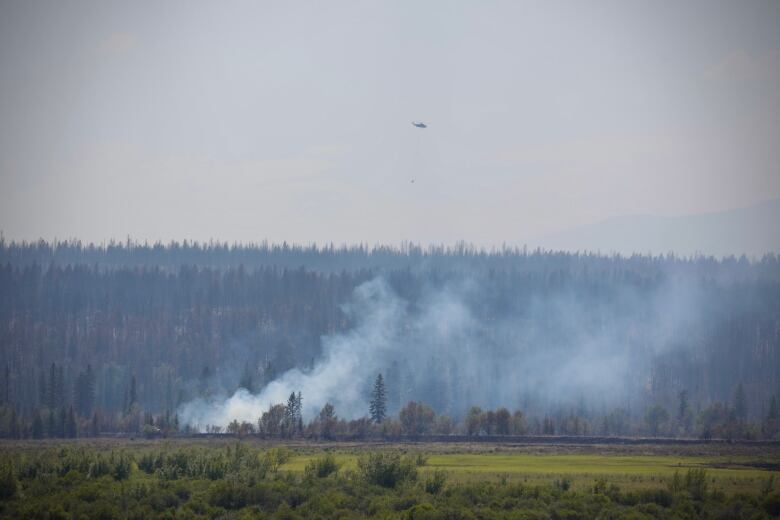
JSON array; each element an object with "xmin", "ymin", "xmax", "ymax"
[
  {"xmin": 178, "ymin": 273, "xmax": 704, "ymax": 429},
  {"xmin": 179, "ymin": 278, "xmax": 406, "ymax": 427}
]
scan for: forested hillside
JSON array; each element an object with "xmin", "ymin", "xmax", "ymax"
[{"xmin": 0, "ymin": 240, "xmax": 779, "ymax": 439}]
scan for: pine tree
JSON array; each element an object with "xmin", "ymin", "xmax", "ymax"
[
  {"xmin": 75, "ymin": 365, "xmax": 95, "ymax": 417},
  {"xmin": 296, "ymin": 391, "xmax": 303, "ymax": 433},
  {"xmin": 31, "ymin": 413, "xmax": 43, "ymax": 439},
  {"xmin": 1, "ymin": 364, "xmax": 9, "ymax": 404},
  {"xmin": 677, "ymin": 390, "xmax": 689, "ymax": 420},
  {"xmin": 84, "ymin": 364, "xmax": 94, "ymax": 415},
  {"xmin": 90, "ymin": 412, "xmax": 100, "ymax": 437},
  {"xmin": 47, "ymin": 409, "xmax": 56, "ymax": 438},
  {"xmin": 9, "ymin": 407, "xmax": 18, "ymax": 439},
  {"xmin": 765, "ymin": 395, "xmax": 779, "ymax": 439},
  {"xmin": 285, "ymin": 392, "xmax": 298, "ymax": 436},
  {"xmin": 199, "ymin": 366, "xmax": 211, "ymax": 396},
  {"xmin": 165, "ymin": 374, "xmax": 173, "ymax": 413},
  {"xmin": 370, "ymin": 373, "xmax": 387, "ymax": 423},
  {"xmin": 65, "ymin": 406, "xmax": 77, "ymax": 438},
  {"xmin": 319, "ymin": 403, "xmax": 337, "ymax": 439},
  {"xmin": 58, "ymin": 407, "xmax": 66, "ymax": 438},
  {"xmin": 38, "ymin": 370, "xmax": 47, "ymax": 408},
  {"xmin": 239, "ymin": 363, "xmax": 254, "ymax": 392},
  {"xmin": 128, "ymin": 375, "xmax": 137, "ymax": 412},
  {"xmin": 768, "ymin": 395, "xmax": 778, "ymax": 421},
  {"xmin": 734, "ymin": 382, "xmax": 747, "ymax": 421},
  {"xmin": 56, "ymin": 365, "xmax": 65, "ymax": 408},
  {"xmin": 47, "ymin": 363, "xmax": 57, "ymax": 409}
]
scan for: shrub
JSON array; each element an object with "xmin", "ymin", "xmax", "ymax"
[
  {"xmin": 137, "ymin": 452, "xmax": 158, "ymax": 474},
  {"xmin": 87, "ymin": 458, "xmax": 111, "ymax": 479},
  {"xmin": 112, "ymin": 453, "xmax": 132, "ymax": 481},
  {"xmin": 413, "ymin": 453, "xmax": 428, "ymax": 467},
  {"xmin": 684, "ymin": 468, "xmax": 708, "ymax": 500},
  {"xmin": 668, "ymin": 468, "xmax": 708, "ymax": 500},
  {"xmin": 636, "ymin": 488, "xmax": 673, "ymax": 507},
  {"xmin": 305, "ymin": 454, "xmax": 340, "ymax": 478},
  {"xmin": 264, "ymin": 447, "xmax": 292, "ymax": 474},
  {"xmin": 593, "ymin": 478, "xmax": 621, "ymax": 501},
  {"xmin": 0, "ymin": 466, "xmax": 17, "ymax": 499},
  {"xmin": 401, "ymin": 503, "xmax": 435, "ymax": 519},
  {"xmin": 424, "ymin": 470, "xmax": 447, "ymax": 494},
  {"xmin": 761, "ymin": 475, "xmax": 774, "ymax": 497},
  {"xmin": 209, "ymin": 481, "xmax": 248, "ymax": 509},
  {"xmin": 357, "ymin": 452, "xmax": 417, "ymax": 488},
  {"xmin": 764, "ymin": 491, "xmax": 780, "ymax": 516}
]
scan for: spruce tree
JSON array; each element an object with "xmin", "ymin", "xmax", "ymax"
[
  {"xmin": 319, "ymin": 403, "xmax": 336, "ymax": 439},
  {"xmin": 286, "ymin": 392, "xmax": 297, "ymax": 436},
  {"xmin": 90, "ymin": 412, "xmax": 100, "ymax": 437},
  {"xmin": 768, "ymin": 395, "xmax": 778, "ymax": 421},
  {"xmin": 38, "ymin": 370, "xmax": 47, "ymax": 408},
  {"xmin": 84, "ymin": 364, "xmax": 94, "ymax": 415},
  {"xmin": 765, "ymin": 395, "xmax": 779, "ymax": 438},
  {"xmin": 1, "ymin": 364, "xmax": 9, "ymax": 404},
  {"xmin": 56, "ymin": 365, "xmax": 65, "ymax": 408},
  {"xmin": 48, "ymin": 363, "xmax": 57, "ymax": 409},
  {"xmin": 65, "ymin": 406, "xmax": 77, "ymax": 438},
  {"xmin": 47, "ymin": 410, "xmax": 55, "ymax": 438},
  {"xmin": 677, "ymin": 390, "xmax": 689, "ymax": 420},
  {"xmin": 734, "ymin": 382, "xmax": 747, "ymax": 421},
  {"xmin": 370, "ymin": 373, "xmax": 387, "ymax": 423},
  {"xmin": 9, "ymin": 408, "xmax": 18, "ymax": 439},
  {"xmin": 58, "ymin": 407, "xmax": 67, "ymax": 438},
  {"xmin": 31, "ymin": 413, "xmax": 43, "ymax": 439},
  {"xmin": 296, "ymin": 391, "xmax": 303, "ymax": 433},
  {"xmin": 239, "ymin": 363, "xmax": 254, "ymax": 392},
  {"xmin": 128, "ymin": 375, "xmax": 137, "ymax": 412},
  {"xmin": 75, "ymin": 365, "xmax": 95, "ymax": 417}
]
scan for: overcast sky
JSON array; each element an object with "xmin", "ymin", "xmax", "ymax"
[{"xmin": 1, "ymin": 1, "xmax": 779, "ymax": 246}]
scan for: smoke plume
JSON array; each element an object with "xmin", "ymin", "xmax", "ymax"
[{"xmin": 179, "ymin": 273, "xmax": 704, "ymax": 428}]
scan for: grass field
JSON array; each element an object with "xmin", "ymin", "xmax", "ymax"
[
  {"xmin": 3, "ymin": 438, "xmax": 777, "ymax": 496},
  {"xmin": 278, "ymin": 443, "xmax": 779, "ymax": 495},
  {"xmin": 2, "ymin": 439, "xmax": 779, "ymax": 518}
]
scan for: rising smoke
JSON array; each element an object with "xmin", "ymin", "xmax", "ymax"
[{"xmin": 178, "ymin": 273, "xmax": 706, "ymax": 429}]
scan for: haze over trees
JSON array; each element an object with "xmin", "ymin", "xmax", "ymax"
[{"xmin": 0, "ymin": 239, "xmax": 779, "ymax": 439}]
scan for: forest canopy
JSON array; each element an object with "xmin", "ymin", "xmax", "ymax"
[{"xmin": 0, "ymin": 239, "xmax": 778, "ymax": 439}]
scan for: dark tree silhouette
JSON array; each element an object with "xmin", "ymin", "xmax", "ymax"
[{"xmin": 370, "ymin": 373, "xmax": 387, "ymax": 424}]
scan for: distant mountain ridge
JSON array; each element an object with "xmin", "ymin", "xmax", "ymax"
[{"xmin": 536, "ymin": 199, "xmax": 780, "ymax": 258}]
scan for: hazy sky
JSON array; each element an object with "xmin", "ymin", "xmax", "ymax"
[{"xmin": 1, "ymin": 1, "xmax": 779, "ymax": 246}]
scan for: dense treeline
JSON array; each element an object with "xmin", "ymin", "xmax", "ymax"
[
  {"xmin": 1, "ymin": 444, "xmax": 778, "ymax": 519},
  {"xmin": 4, "ymin": 238, "xmax": 780, "ymax": 277},
  {"xmin": 0, "ymin": 240, "xmax": 779, "ymax": 440}
]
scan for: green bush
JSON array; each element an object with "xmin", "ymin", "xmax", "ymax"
[
  {"xmin": 636, "ymin": 488, "xmax": 673, "ymax": 507},
  {"xmin": 764, "ymin": 491, "xmax": 780, "ymax": 516},
  {"xmin": 413, "ymin": 453, "xmax": 428, "ymax": 467},
  {"xmin": 357, "ymin": 452, "xmax": 417, "ymax": 488},
  {"xmin": 264, "ymin": 447, "xmax": 292, "ymax": 474},
  {"xmin": 684, "ymin": 468, "xmax": 708, "ymax": 500},
  {"xmin": 305, "ymin": 453, "xmax": 340, "ymax": 478},
  {"xmin": 0, "ymin": 466, "xmax": 17, "ymax": 499},
  {"xmin": 111, "ymin": 453, "xmax": 132, "ymax": 481},
  {"xmin": 667, "ymin": 468, "xmax": 709, "ymax": 500},
  {"xmin": 424, "ymin": 470, "xmax": 447, "ymax": 495},
  {"xmin": 593, "ymin": 478, "xmax": 621, "ymax": 502}
]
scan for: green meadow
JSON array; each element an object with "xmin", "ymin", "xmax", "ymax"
[
  {"xmin": 2, "ymin": 439, "xmax": 779, "ymax": 518},
  {"xmin": 282, "ymin": 444, "xmax": 778, "ymax": 494}
]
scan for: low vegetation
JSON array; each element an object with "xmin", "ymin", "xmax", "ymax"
[{"xmin": 0, "ymin": 441, "xmax": 778, "ymax": 519}]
